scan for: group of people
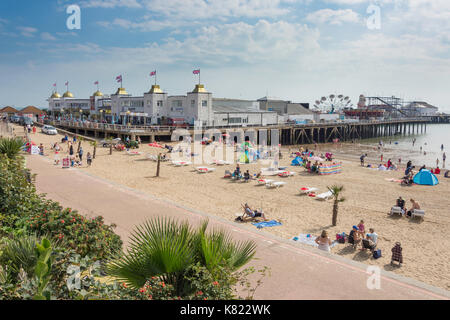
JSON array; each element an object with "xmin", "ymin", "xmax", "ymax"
[
  {"xmin": 347, "ymin": 222, "xmax": 378, "ymax": 253},
  {"xmin": 393, "ymin": 197, "xmax": 420, "ymax": 218},
  {"xmin": 52, "ymin": 136, "xmax": 92, "ymax": 167}
]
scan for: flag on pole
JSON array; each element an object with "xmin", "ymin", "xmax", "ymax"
[
  {"xmin": 94, "ymin": 81, "xmax": 99, "ymax": 85},
  {"xmin": 193, "ymin": 69, "xmax": 200, "ymax": 74},
  {"xmin": 65, "ymin": 81, "xmax": 69, "ymax": 86},
  {"xmin": 150, "ymin": 71, "xmax": 156, "ymax": 77},
  {"xmin": 116, "ymin": 75, "xmax": 122, "ymax": 83},
  {"xmin": 53, "ymin": 83, "xmax": 56, "ymax": 87}
]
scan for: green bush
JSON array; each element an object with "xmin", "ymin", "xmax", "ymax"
[
  {"xmin": 21, "ymin": 208, "xmax": 122, "ymax": 260},
  {"xmin": 0, "ymin": 137, "xmax": 24, "ymax": 159}
]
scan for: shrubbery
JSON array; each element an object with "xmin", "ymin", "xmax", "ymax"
[{"xmin": 0, "ymin": 138, "xmax": 267, "ymax": 300}]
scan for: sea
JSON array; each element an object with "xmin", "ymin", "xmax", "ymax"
[{"xmin": 354, "ymin": 123, "xmax": 450, "ymax": 169}]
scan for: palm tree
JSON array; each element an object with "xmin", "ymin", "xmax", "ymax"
[
  {"xmin": 89, "ymin": 140, "xmax": 98, "ymax": 159},
  {"xmin": 0, "ymin": 137, "xmax": 24, "ymax": 159},
  {"xmin": 328, "ymin": 185, "xmax": 345, "ymax": 226},
  {"xmin": 107, "ymin": 218, "xmax": 256, "ymax": 296}
]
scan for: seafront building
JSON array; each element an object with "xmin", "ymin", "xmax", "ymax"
[{"xmin": 47, "ymin": 83, "xmax": 312, "ymax": 127}]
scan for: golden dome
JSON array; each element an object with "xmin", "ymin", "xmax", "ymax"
[
  {"xmin": 63, "ymin": 91, "xmax": 74, "ymax": 98},
  {"xmin": 148, "ymin": 85, "xmax": 163, "ymax": 94},
  {"xmin": 192, "ymin": 84, "xmax": 207, "ymax": 93},
  {"xmin": 50, "ymin": 92, "xmax": 61, "ymax": 99},
  {"xmin": 93, "ymin": 90, "xmax": 103, "ymax": 97},
  {"xmin": 115, "ymin": 87, "xmax": 128, "ymax": 95}
]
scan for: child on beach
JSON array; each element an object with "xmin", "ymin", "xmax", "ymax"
[
  {"xmin": 87, "ymin": 152, "xmax": 92, "ymax": 167},
  {"xmin": 357, "ymin": 220, "xmax": 365, "ymax": 236}
]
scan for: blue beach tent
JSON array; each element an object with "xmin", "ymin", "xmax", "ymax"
[
  {"xmin": 413, "ymin": 169, "xmax": 439, "ymax": 186},
  {"xmin": 291, "ymin": 156, "xmax": 303, "ymax": 166}
]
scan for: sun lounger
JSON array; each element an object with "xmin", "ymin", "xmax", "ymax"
[
  {"xmin": 390, "ymin": 206, "xmax": 404, "ymax": 216},
  {"xmin": 257, "ymin": 178, "xmax": 274, "ymax": 185},
  {"xmin": 266, "ymin": 181, "xmax": 286, "ymax": 189},
  {"xmin": 411, "ymin": 209, "xmax": 425, "ymax": 220},
  {"xmin": 300, "ymin": 187, "xmax": 318, "ymax": 195},
  {"xmin": 172, "ymin": 161, "xmax": 192, "ymax": 166},
  {"xmin": 127, "ymin": 151, "xmax": 142, "ymax": 156},
  {"xmin": 196, "ymin": 167, "xmax": 216, "ymax": 173},
  {"xmin": 315, "ymin": 191, "xmax": 333, "ymax": 200},
  {"xmin": 278, "ymin": 171, "xmax": 295, "ymax": 177}
]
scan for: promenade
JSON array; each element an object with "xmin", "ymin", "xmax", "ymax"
[{"xmin": 25, "ymin": 154, "xmax": 449, "ymax": 300}]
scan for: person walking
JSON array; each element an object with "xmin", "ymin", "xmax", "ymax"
[
  {"xmin": 443, "ymin": 152, "xmax": 446, "ymax": 168},
  {"xmin": 78, "ymin": 146, "xmax": 84, "ymax": 162},
  {"xmin": 87, "ymin": 152, "xmax": 92, "ymax": 167}
]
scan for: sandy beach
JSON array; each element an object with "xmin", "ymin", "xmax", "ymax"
[{"xmin": 10, "ymin": 125, "xmax": 450, "ymax": 291}]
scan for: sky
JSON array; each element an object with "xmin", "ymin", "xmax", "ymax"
[{"xmin": 0, "ymin": 0, "xmax": 449, "ymax": 112}]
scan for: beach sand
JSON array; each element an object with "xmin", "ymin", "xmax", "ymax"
[{"xmin": 13, "ymin": 126, "xmax": 450, "ymax": 291}]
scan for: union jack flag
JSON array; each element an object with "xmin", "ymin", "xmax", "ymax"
[
  {"xmin": 65, "ymin": 81, "xmax": 69, "ymax": 86},
  {"xmin": 116, "ymin": 75, "xmax": 122, "ymax": 82},
  {"xmin": 193, "ymin": 69, "xmax": 200, "ymax": 74},
  {"xmin": 150, "ymin": 71, "xmax": 156, "ymax": 77},
  {"xmin": 94, "ymin": 81, "xmax": 99, "ymax": 85}
]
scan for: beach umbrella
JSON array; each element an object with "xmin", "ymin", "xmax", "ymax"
[{"xmin": 413, "ymin": 169, "xmax": 439, "ymax": 186}]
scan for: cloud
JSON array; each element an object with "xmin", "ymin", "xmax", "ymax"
[
  {"xmin": 41, "ymin": 32, "xmax": 57, "ymax": 41},
  {"xmin": 17, "ymin": 26, "xmax": 38, "ymax": 37},
  {"xmin": 78, "ymin": 0, "xmax": 142, "ymax": 8},
  {"xmin": 306, "ymin": 9, "xmax": 360, "ymax": 25}
]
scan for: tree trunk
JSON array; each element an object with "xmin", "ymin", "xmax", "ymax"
[
  {"xmin": 93, "ymin": 145, "xmax": 96, "ymax": 159},
  {"xmin": 156, "ymin": 153, "xmax": 161, "ymax": 177},
  {"xmin": 110, "ymin": 144, "xmax": 112, "ymax": 155},
  {"xmin": 77, "ymin": 140, "xmax": 81, "ymax": 153},
  {"xmin": 332, "ymin": 201, "xmax": 338, "ymax": 226}
]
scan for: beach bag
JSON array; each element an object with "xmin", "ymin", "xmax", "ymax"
[{"xmin": 373, "ymin": 249, "xmax": 382, "ymax": 259}]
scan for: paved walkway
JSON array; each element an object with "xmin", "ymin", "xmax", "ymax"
[{"xmin": 26, "ymin": 155, "xmax": 449, "ymax": 300}]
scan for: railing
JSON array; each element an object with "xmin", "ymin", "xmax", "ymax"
[{"xmin": 48, "ymin": 117, "xmax": 430, "ymax": 134}]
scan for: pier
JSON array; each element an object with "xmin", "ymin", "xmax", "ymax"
[{"xmin": 44, "ymin": 118, "xmax": 433, "ymax": 145}]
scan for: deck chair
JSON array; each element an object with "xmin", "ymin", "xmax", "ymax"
[
  {"xmin": 390, "ymin": 206, "xmax": 404, "ymax": 216},
  {"xmin": 266, "ymin": 181, "xmax": 286, "ymax": 189},
  {"xmin": 315, "ymin": 191, "xmax": 333, "ymax": 200},
  {"xmin": 258, "ymin": 179, "xmax": 274, "ymax": 185},
  {"xmin": 300, "ymin": 187, "xmax": 318, "ymax": 195},
  {"xmin": 411, "ymin": 209, "xmax": 425, "ymax": 221}
]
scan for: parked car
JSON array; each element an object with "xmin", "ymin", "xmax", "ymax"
[
  {"xmin": 42, "ymin": 125, "xmax": 58, "ymax": 135},
  {"xmin": 100, "ymin": 138, "xmax": 122, "ymax": 147},
  {"xmin": 20, "ymin": 117, "xmax": 34, "ymax": 126},
  {"xmin": 10, "ymin": 115, "xmax": 21, "ymax": 123}
]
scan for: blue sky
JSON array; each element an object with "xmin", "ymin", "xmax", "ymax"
[{"xmin": 0, "ymin": 0, "xmax": 449, "ymax": 111}]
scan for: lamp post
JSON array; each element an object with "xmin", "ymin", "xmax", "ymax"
[
  {"xmin": 79, "ymin": 109, "xmax": 83, "ymax": 122},
  {"xmin": 99, "ymin": 109, "xmax": 104, "ymax": 123},
  {"xmin": 60, "ymin": 108, "xmax": 64, "ymax": 121}
]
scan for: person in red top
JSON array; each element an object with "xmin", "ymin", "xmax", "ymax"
[{"xmin": 434, "ymin": 167, "xmax": 441, "ymax": 174}]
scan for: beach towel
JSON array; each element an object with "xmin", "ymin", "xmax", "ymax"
[
  {"xmin": 292, "ymin": 234, "xmax": 338, "ymax": 248},
  {"xmin": 252, "ymin": 220, "xmax": 282, "ymax": 229},
  {"xmin": 318, "ymin": 163, "xmax": 342, "ymax": 175}
]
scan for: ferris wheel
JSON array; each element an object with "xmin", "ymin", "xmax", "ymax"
[{"xmin": 313, "ymin": 94, "xmax": 354, "ymax": 113}]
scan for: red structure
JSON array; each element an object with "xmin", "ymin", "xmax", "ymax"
[{"xmin": 343, "ymin": 108, "xmax": 384, "ymax": 119}]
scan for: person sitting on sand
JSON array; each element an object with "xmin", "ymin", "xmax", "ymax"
[
  {"xmin": 240, "ymin": 203, "xmax": 268, "ymax": 222},
  {"xmin": 348, "ymin": 226, "xmax": 361, "ymax": 249},
  {"xmin": 244, "ymin": 170, "xmax": 250, "ymax": 182},
  {"xmin": 306, "ymin": 161, "xmax": 311, "ymax": 172},
  {"xmin": 315, "ymin": 230, "xmax": 332, "ymax": 253},
  {"xmin": 419, "ymin": 165, "xmax": 426, "ymax": 171},
  {"xmin": 406, "ymin": 199, "xmax": 420, "ymax": 218},
  {"xmin": 445, "ymin": 170, "xmax": 450, "ymax": 178},
  {"xmin": 434, "ymin": 167, "xmax": 441, "ymax": 175}
]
